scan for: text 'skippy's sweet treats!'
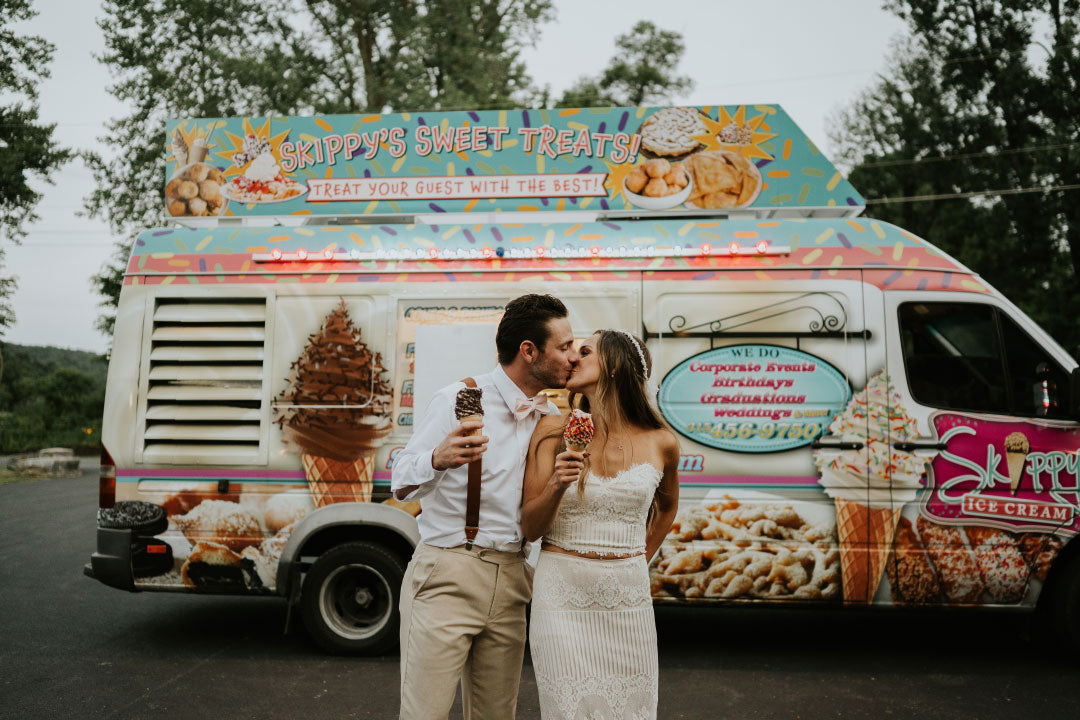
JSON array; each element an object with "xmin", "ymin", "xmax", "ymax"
[
  {"xmin": 454, "ymin": 387, "xmax": 483, "ymax": 437},
  {"xmin": 563, "ymin": 409, "xmax": 595, "ymax": 452},
  {"xmin": 815, "ymin": 370, "xmax": 938, "ymax": 604},
  {"xmin": 275, "ymin": 300, "xmax": 392, "ymax": 506}
]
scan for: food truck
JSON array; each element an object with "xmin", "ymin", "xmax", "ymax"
[{"xmin": 86, "ymin": 104, "xmax": 1080, "ymax": 654}]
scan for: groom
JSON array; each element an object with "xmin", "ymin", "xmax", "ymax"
[{"xmin": 392, "ymin": 293, "xmax": 578, "ymax": 719}]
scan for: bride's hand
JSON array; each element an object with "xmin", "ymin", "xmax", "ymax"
[{"xmin": 552, "ymin": 449, "xmax": 586, "ymax": 487}]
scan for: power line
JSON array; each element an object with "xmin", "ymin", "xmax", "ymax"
[
  {"xmin": 858, "ymin": 141, "xmax": 1080, "ymax": 168},
  {"xmin": 866, "ymin": 183, "xmax": 1080, "ymax": 204}
]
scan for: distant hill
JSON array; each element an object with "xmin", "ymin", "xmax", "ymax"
[{"xmin": 0, "ymin": 342, "xmax": 106, "ymax": 453}]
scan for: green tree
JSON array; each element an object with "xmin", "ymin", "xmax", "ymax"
[
  {"xmin": 303, "ymin": 0, "xmax": 554, "ymax": 113},
  {"xmin": 0, "ymin": 0, "xmax": 72, "ymax": 352},
  {"xmin": 88, "ymin": 0, "xmax": 554, "ymax": 337},
  {"xmin": 557, "ymin": 20, "xmax": 693, "ymax": 107},
  {"xmin": 0, "ymin": 342, "xmax": 106, "ymax": 452},
  {"xmin": 831, "ymin": 0, "xmax": 1080, "ymax": 354},
  {"xmin": 86, "ymin": 0, "xmax": 328, "ymax": 336}
]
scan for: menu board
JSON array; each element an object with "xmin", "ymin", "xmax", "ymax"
[{"xmin": 163, "ymin": 104, "xmax": 863, "ymax": 219}]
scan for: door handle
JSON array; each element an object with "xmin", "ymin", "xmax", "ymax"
[
  {"xmin": 892, "ymin": 441, "xmax": 948, "ymax": 451},
  {"xmin": 810, "ymin": 439, "xmax": 865, "ymax": 451}
]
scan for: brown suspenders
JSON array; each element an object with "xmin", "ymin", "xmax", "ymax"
[{"xmin": 461, "ymin": 377, "xmax": 482, "ymax": 550}]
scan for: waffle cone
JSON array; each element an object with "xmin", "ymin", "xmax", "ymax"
[
  {"xmin": 302, "ymin": 452, "xmax": 375, "ymax": 508},
  {"xmin": 566, "ymin": 442, "xmax": 588, "ymax": 453},
  {"xmin": 1006, "ymin": 452, "xmax": 1027, "ymax": 495},
  {"xmin": 834, "ymin": 498, "xmax": 902, "ymax": 604},
  {"xmin": 458, "ymin": 413, "xmax": 483, "ymax": 437}
]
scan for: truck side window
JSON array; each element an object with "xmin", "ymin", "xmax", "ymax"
[
  {"xmin": 898, "ymin": 302, "xmax": 1068, "ymax": 418},
  {"xmin": 999, "ymin": 313, "xmax": 1070, "ymax": 419},
  {"xmin": 898, "ymin": 303, "xmax": 1007, "ymax": 413}
]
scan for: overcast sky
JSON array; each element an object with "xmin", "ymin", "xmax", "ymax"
[{"xmin": 5, "ymin": 0, "xmax": 907, "ymax": 354}]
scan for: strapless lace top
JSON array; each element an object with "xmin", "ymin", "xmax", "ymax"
[{"xmin": 545, "ymin": 463, "xmax": 662, "ymax": 556}]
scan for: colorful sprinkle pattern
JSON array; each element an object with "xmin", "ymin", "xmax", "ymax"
[{"xmin": 127, "ymin": 218, "xmax": 987, "ymax": 293}]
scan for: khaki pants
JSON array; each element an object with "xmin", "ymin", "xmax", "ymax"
[{"xmin": 399, "ymin": 543, "xmax": 533, "ymax": 720}]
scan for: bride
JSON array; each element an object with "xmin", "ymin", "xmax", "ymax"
[{"xmin": 522, "ymin": 329, "xmax": 679, "ymax": 719}]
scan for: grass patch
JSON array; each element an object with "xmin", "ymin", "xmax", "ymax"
[{"xmin": 0, "ymin": 469, "xmax": 44, "ymax": 485}]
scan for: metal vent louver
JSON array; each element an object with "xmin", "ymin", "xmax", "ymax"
[{"xmin": 140, "ymin": 297, "xmax": 269, "ymax": 463}]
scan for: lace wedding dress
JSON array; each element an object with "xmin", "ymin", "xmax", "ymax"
[{"xmin": 530, "ymin": 462, "xmax": 661, "ymax": 720}]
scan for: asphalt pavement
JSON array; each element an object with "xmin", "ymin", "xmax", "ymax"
[{"xmin": 1, "ymin": 469, "xmax": 1077, "ymax": 720}]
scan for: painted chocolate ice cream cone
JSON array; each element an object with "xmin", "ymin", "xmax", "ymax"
[
  {"xmin": 1003, "ymin": 431, "xmax": 1030, "ymax": 495},
  {"xmin": 275, "ymin": 299, "xmax": 392, "ymax": 506},
  {"xmin": 815, "ymin": 370, "xmax": 937, "ymax": 604}
]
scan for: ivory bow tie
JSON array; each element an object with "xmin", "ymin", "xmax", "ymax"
[{"xmin": 513, "ymin": 395, "xmax": 553, "ymax": 420}]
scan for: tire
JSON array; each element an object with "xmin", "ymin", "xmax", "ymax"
[
  {"xmin": 97, "ymin": 500, "xmax": 168, "ymax": 536},
  {"xmin": 300, "ymin": 541, "xmax": 406, "ymax": 655}
]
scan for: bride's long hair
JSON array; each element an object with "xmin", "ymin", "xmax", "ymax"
[{"xmin": 562, "ymin": 330, "xmax": 665, "ymax": 500}]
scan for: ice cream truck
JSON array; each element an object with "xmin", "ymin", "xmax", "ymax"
[{"xmin": 86, "ymin": 105, "xmax": 1080, "ymax": 654}]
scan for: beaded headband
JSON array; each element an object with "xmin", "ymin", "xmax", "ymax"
[{"xmin": 612, "ymin": 329, "xmax": 648, "ymax": 379}]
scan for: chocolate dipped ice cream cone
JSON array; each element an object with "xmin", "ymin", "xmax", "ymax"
[{"xmin": 454, "ymin": 387, "xmax": 483, "ymax": 437}]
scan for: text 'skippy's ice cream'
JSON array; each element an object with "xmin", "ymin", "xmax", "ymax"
[
  {"xmin": 815, "ymin": 370, "xmax": 938, "ymax": 603},
  {"xmin": 275, "ymin": 299, "xmax": 392, "ymax": 506}
]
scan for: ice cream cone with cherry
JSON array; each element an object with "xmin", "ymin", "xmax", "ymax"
[
  {"xmin": 815, "ymin": 370, "xmax": 938, "ymax": 604},
  {"xmin": 275, "ymin": 300, "xmax": 392, "ymax": 507}
]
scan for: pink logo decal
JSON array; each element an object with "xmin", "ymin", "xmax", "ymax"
[{"xmin": 924, "ymin": 413, "xmax": 1080, "ymax": 535}]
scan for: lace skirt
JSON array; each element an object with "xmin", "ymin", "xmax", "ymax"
[{"xmin": 529, "ymin": 551, "xmax": 658, "ymax": 720}]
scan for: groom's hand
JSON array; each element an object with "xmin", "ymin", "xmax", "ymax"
[
  {"xmin": 432, "ymin": 422, "xmax": 489, "ymax": 470},
  {"xmin": 553, "ymin": 449, "xmax": 586, "ymax": 487}
]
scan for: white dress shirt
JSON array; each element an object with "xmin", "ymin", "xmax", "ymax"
[{"xmin": 391, "ymin": 365, "xmax": 558, "ymax": 552}]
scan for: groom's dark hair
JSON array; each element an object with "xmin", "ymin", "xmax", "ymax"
[{"xmin": 496, "ymin": 294, "xmax": 568, "ymax": 365}]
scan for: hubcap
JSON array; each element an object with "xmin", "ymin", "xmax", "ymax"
[{"xmin": 319, "ymin": 562, "xmax": 393, "ymax": 641}]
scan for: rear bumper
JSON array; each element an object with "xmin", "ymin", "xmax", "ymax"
[{"xmin": 88, "ymin": 527, "xmax": 136, "ymax": 591}]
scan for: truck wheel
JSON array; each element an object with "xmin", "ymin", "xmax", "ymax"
[
  {"xmin": 300, "ymin": 541, "xmax": 405, "ymax": 655},
  {"xmin": 1044, "ymin": 553, "xmax": 1080, "ymax": 646}
]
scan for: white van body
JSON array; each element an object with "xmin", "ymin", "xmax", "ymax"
[{"xmin": 88, "ymin": 215, "xmax": 1080, "ymax": 653}]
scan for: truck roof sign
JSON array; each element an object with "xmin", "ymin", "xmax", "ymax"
[{"xmin": 164, "ymin": 105, "xmax": 864, "ymax": 224}]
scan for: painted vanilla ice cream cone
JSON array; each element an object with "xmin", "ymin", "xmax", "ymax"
[
  {"xmin": 1003, "ymin": 431, "xmax": 1030, "ymax": 495},
  {"xmin": 563, "ymin": 409, "xmax": 594, "ymax": 452},
  {"xmin": 815, "ymin": 370, "xmax": 938, "ymax": 604},
  {"xmin": 275, "ymin": 299, "xmax": 392, "ymax": 507},
  {"xmin": 171, "ymin": 128, "xmax": 188, "ymax": 167},
  {"xmin": 454, "ymin": 387, "xmax": 484, "ymax": 437}
]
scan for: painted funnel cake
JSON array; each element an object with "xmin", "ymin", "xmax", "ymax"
[
  {"xmin": 815, "ymin": 370, "xmax": 938, "ymax": 603},
  {"xmin": 275, "ymin": 299, "xmax": 392, "ymax": 506}
]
